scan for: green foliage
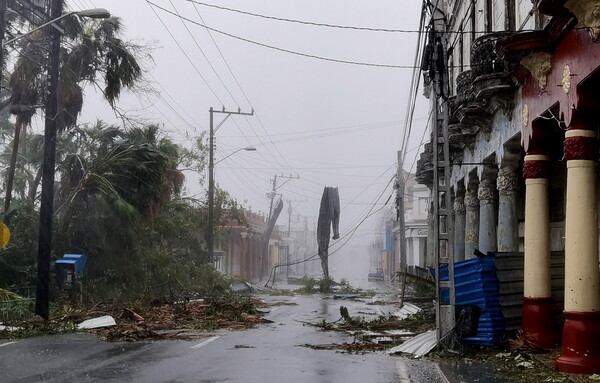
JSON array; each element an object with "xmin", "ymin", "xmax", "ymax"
[
  {"xmin": 408, "ymin": 277, "xmax": 435, "ymax": 297},
  {"xmin": 0, "ymin": 289, "xmax": 33, "ymax": 322},
  {"xmin": 335, "ymin": 278, "xmax": 363, "ymax": 294},
  {"xmin": 0, "ymin": 203, "xmax": 38, "ymax": 287},
  {"xmin": 0, "ymin": 117, "xmax": 251, "ymax": 308},
  {"xmin": 318, "ymin": 277, "xmax": 333, "ymax": 293},
  {"xmin": 296, "ymin": 276, "xmax": 318, "ymax": 294}
]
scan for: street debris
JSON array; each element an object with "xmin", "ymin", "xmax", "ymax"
[
  {"xmin": 387, "ymin": 329, "xmax": 437, "ymax": 357},
  {"xmin": 333, "ymin": 294, "xmax": 359, "ymax": 300},
  {"xmin": 0, "ymin": 323, "xmax": 21, "ymax": 332},
  {"xmin": 68, "ymin": 295, "xmax": 273, "ymax": 341},
  {"xmin": 229, "ymin": 282, "xmax": 271, "ymax": 294},
  {"xmin": 299, "ymin": 342, "xmax": 387, "ymax": 354},
  {"xmin": 77, "ymin": 315, "xmax": 116, "ymax": 329},
  {"xmin": 297, "ymin": 302, "xmax": 434, "ymax": 354},
  {"xmin": 391, "ymin": 303, "xmax": 422, "ymax": 320}
]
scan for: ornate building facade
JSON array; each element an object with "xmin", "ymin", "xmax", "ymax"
[{"xmin": 416, "ymin": 0, "xmax": 600, "ymax": 374}]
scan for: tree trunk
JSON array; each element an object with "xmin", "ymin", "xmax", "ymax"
[
  {"xmin": 28, "ymin": 166, "xmax": 43, "ymax": 203},
  {"xmin": 4, "ymin": 118, "xmax": 23, "ymax": 212}
]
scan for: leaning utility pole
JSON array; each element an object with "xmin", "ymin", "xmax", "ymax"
[
  {"xmin": 35, "ymin": 0, "xmax": 63, "ymax": 320},
  {"xmin": 207, "ymin": 107, "xmax": 254, "ymax": 263},
  {"xmin": 266, "ymin": 174, "xmax": 299, "ymax": 222},
  {"xmin": 263, "ymin": 174, "xmax": 298, "ymax": 278}
]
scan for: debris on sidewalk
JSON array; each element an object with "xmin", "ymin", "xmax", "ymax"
[
  {"xmin": 71, "ymin": 295, "xmax": 273, "ymax": 341},
  {"xmin": 333, "ymin": 294, "xmax": 359, "ymax": 300},
  {"xmin": 391, "ymin": 303, "xmax": 422, "ymax": 320},
  {"xmin": 387, "ymin": 329, "xmax": 437, "ymax": 357},
  {"xmin": 77, "ymin": 315, "xmax": 116, "ymax": 329},
  {"xmin": 0, "ymin": 323, "xmax": 21, "ymax": 332},
  {"xmin": 299, "ymin": 342, "xmax": 387, "ymax": 353},
  {"xmin": 229, "ymin": 282, "xmax": 254, "ymax": 293},
  {"xmin": 229, "ymin": 282, "xmax": 271, "ymax": 294}
]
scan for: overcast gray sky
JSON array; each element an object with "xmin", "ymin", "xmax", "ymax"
[{"xmin": 68, "ymin": 0, "xmax": 429, "ymax": 278}]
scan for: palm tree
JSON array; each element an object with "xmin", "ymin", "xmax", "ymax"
[
  {"xmin": 3, "ymin": 14, "xmax": 143, "ymax": 211},
  {"xmin": 54, "ymin": 122, "xmax": 185, "ymax": 277}
]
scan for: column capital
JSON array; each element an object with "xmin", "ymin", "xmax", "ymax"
[
  {"xmin": 497, "ymin": 168, "xmax": 520, "ymax": 192},
  {"xmin": 454, "ymin": 195, "xmax": 465, "ymax": 213},
  {"xmin": 478, "ymin": 181, "xmax": 496, "ymax": 204},
  {"xmin": 465, "ymin": 191, "xmax": 479, "ymax": 208}
]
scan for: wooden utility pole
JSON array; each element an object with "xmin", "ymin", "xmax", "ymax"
[{"xmin": 35, "ymin": 0, "xmax": 63, "ymax": 319}]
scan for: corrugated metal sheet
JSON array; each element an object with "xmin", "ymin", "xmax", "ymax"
[
  {"xmin": 494, "ymin": 252, "xmax": 565, "ymax": 331},
  {"xmin": 435, "ymin": 257, "xmax": 505, "ymax": 345},
  {"xmin": 446, "ymin": 257, "xmax": 505, "ymax": 345},
  {"xmin": 387, "ymin": 329, "xmax": 437, "ymax": 357}
]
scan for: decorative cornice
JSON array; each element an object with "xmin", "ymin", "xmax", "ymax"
[{"xmin": 520, "ymin": 52, "xmax": 552, "ymax": 90}]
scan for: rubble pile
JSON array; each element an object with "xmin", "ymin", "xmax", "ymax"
[{"xmin": 74, "ymin": 296, "xmax": 270, "ymax": 341}]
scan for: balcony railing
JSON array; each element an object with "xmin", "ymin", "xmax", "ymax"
[{"xmin": 471, "ymin": 33, "xmax": 513, "ymax": 80}]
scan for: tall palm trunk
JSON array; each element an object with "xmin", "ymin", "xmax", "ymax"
[{"xmin": 4, "ymin": 117, "xmax": 23, "ymax": 212}]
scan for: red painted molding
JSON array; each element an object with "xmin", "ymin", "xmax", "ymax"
[
  {"xmin": 523, "ymin": 159, "xmax": 551, "ymax": 179},
  {"xmin": 564, "ymin": 136, "xmax": 598, "ymax": 161}
]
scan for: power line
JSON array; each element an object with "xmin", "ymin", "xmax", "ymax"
[
  {"xmin": 187, "ymin": 0, "xmax": 426, "ymax": 33},
  {"xmin": 146, "ymin": 1, "xmax": 225, "ymax": 104},
  {"xmin": 401, "ymin": 2, "xmax": 427, "ymax": 168},
  {"xmin": 168, "ymin": 0, "xmax": 239, "ymax": 108},
  {"xmin": 146, "ymin": 1, "xmax": 415, "ymax": 69},
  {"xmin": 190, "ymin": 2, "xmax": 295, "ymax": 174},
  {"xmin": 186, "ymin": 1, "xmax": 528, "ymax": 36}
]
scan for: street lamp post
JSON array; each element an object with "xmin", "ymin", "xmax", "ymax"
[
  {"xmin": 2, "ymin": 8, "xmax": 111, "ymax": 47},
  {"xmin": 215, "ymin": 146, "xmax": 256, "ymax": 165},
  {"xmin": 24, "ymin": 3, "xmax": 111, "ymax": 320},
  {"xmin": 207, "ymin": 107, "xmax": 254, "ymax": 264}
]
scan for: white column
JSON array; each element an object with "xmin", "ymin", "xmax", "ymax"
[
  {"xmin": 464, "ymin": 190, "xmax": 480, "ymax": 259},
  {"xmin": 497, "ymin": 168, "xmax": 520, "ymax": 252}
]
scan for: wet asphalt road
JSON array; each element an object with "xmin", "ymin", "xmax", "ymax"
[{"xmin": 0, "ymin": 281, "xmax": 450, "ymax": 383}]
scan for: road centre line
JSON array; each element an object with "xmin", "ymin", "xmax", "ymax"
[
  {"xmin": 190, "ymin": 336, "xmax": 220, "ymax": 349},
  {"xmin": 0, "ymin": 341, "xmax": 19, "ymax": 348}
]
